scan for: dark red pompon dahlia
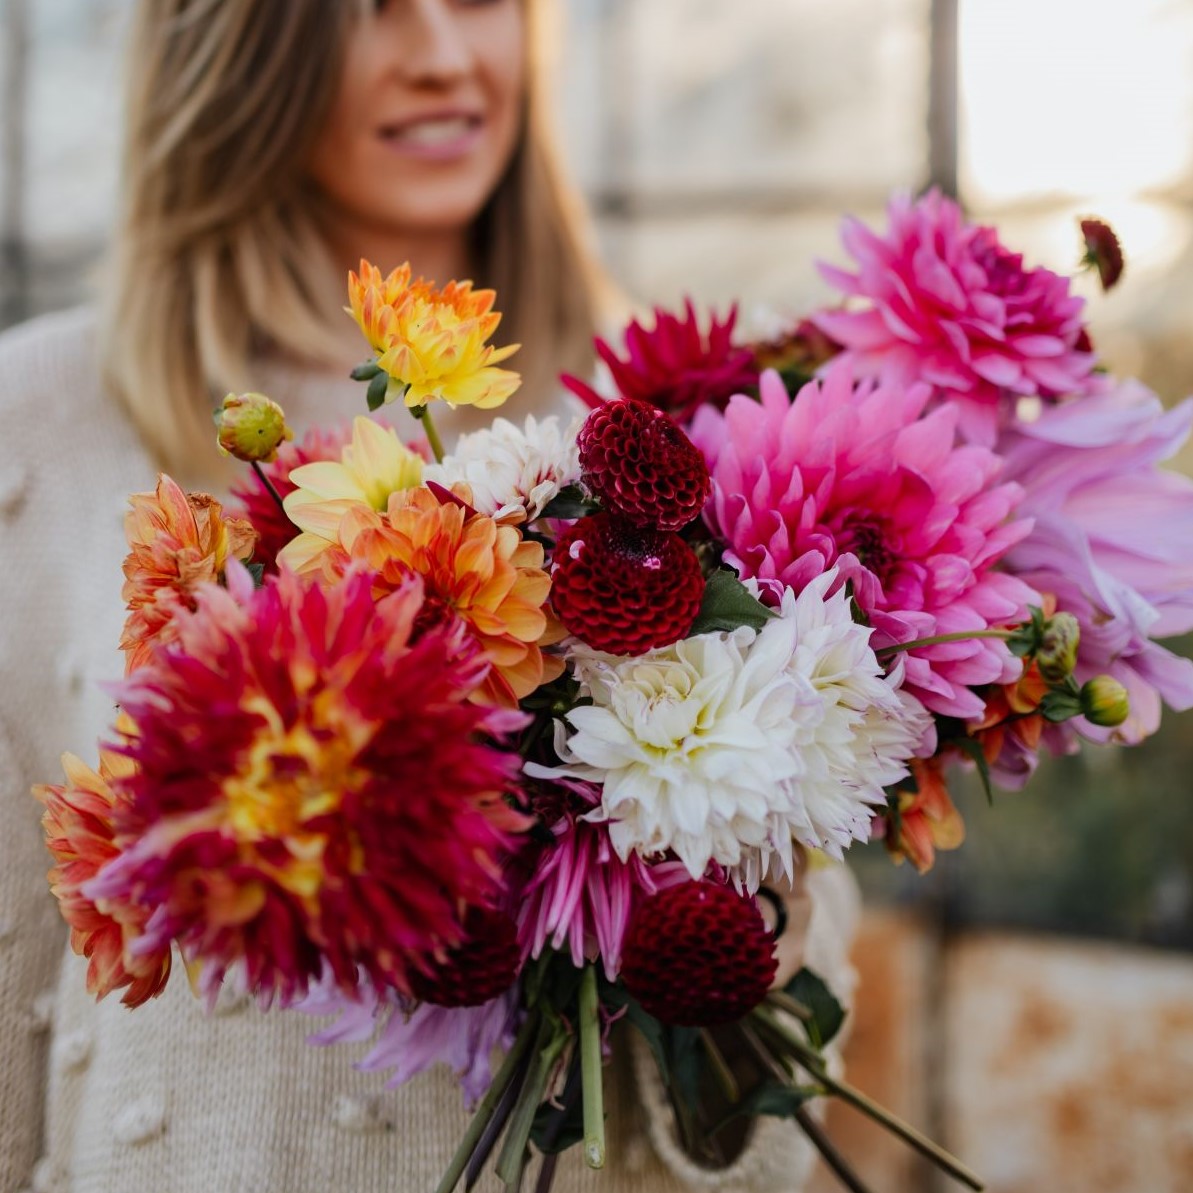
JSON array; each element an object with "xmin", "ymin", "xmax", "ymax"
[
  {"xmin": 620, "ymin": 881, "xmax": 778, "ymax": 1026},
  {"xmin": 577, "ymin": 399, "xmax": 711, "ymax": 532},
  {"xmin": 551, "ymin": 514, "xmax": 704, "ymax": 655},
  {"xmin": 408, "ymin": 906, "xmax": 522, "ymax": 1008}
]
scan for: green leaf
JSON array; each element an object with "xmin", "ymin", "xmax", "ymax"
[
  {"xmin": 711, "ymin": 1080, "xmax": 816, "ymax": 1132},
  {"xmin": 951, "ymin": 735, "xmax": 995, "ymax": 807},
  {"xmin": 783, "ymin": 968, "xmax": 845, "ymax": 1049},
  {"xmin": 601, "ymin": 983, "xmax": 670, "ymax": 1084},
  {"xmin": 350, "ymin": 359, "xmax": 382, "ymax": 382},
  {"xmin": 245, "ymin": 562, "xmax": 265, "ymax": 589},
  {"xmin": 1040, "ymin": 689, "xmax": 1085, "ymax": 723},
  {"xmin": 366, "ymin": 371, "xmax": 389, "ymax": 412},
  {"xmin": 689, "ymin": 570, "xmax": 777, "ymax": 635},
  {"xmin": 530, "ymin": 1085, "xmax": 585, "ymax": 1156},
  {"xmin": 540, "ymin": 485, "xmax": 599, "ymax": 521}
]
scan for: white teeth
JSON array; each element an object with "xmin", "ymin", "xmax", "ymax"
[{"xmin": 394, "ymin": 117, "xmax": 474, "ymax": 146}]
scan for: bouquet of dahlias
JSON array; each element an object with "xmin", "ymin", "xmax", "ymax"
[{"xmin": 38, "ymin": 195, "xmax": 1193, "ymax": 1193}]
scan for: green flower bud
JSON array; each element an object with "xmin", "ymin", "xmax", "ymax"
[
  {"xmin": 1037, "ymin": 611, "xmax": 1081, "ymax": 684},
  {"xmin": 215, "ymin": 392, "xmax": 293, "ymax": 463},
  {"xmin": 1080, "ymin": 675, "xmax": 1130, "ymax": 728}
]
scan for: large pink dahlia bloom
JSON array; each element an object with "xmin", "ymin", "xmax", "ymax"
[
  {"xmin": 692, "ymin": 366, "xmax": 1035, "ymax": 720},
  {"xmin": 998, "ymin": 380, "xmax": 1193, "ymax": 746},
  {"xmin": 88, "ymin": 564, "xmax": 527, "ymax": 1007},
  {"xmin": 813, "ymin": 190, "xmax": 1096, "ymax": 445}
]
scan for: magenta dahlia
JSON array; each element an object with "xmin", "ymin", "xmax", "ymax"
[
  {"xmin": 550, "ymin": 513, "xmax": 705, "ymax": 654},
  {"xmin": 230, "ymin": 422, "xmax": 353, "ymax": 571},
  {"xmin": 87, "ymin": 564, "xmax": 528, "ymax": 1007},
  {"xmin": 813, "ymin": 190, "xmax": 1097, "ymax": 445},
  {"xmin": 514, "ymin": 778, "xmax": 688, "ymax": 980},
  {"xmin": 691, "ymin": 366, "xmax": 1036, "ymax": 720},
  {"xmin": 563, "ymin": 301, "xmax": 759, "ymax": 425},
  {"xmin": 577, "ymin": 398, "xmax": 711, "ymax": 531}
]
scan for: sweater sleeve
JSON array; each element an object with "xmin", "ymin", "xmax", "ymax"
[{"xmin": 0, "ymin": 313, "xmax": 103, "ymax": 1193}]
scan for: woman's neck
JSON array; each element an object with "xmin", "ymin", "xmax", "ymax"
[{"xmin": 325, "ymin": 212, "xmax": 473, "ymax": 287}]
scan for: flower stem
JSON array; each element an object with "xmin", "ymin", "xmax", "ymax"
[
  {"xmin": 792, "ymin": 1104, "xmax": 877, "ymax": 1193},
  {"xmin": 876, "ymin": 629, "xmax": 1012, "ymax": 658},
  {"xmin": 752, "ymin": 1007, "xmax": 984, "ymax": 1191},
  {"xmin": 698, "ymin": 1028, "xmax": 741, "ymax": 1104},
  {"xmin": 412, "ymin": 404, "xmax": 447, "ymax": 463},
  {"xmin": 578, "ymin": 965, "xmax": 606, "ymax": 1169},
  {"xmin": 435, "ymin": 1011, "xmax": 539, "ymax": 1193},
  {"xmin": 495, "ymin": 1017, "xmax": 567, "ymax": 1187},
  {"xmin": 251, "ymin": 460, "xmax": 287, "ymax": 516}
]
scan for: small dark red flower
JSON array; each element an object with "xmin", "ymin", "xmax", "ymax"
[
  {"xmin": 620, "ymin": 881, "xmax": 777, "ymax": 1026},
  {"xmin": 551, "ymin": 514, "xmax": 704, "ymax": 655},
  {"xmin": 1080, "ymin": 217, "xmax": 1124, "ymax": 292},
  {"xmin": 577, "ymin": 399, "xmax": 710, "ymax": 532},
  {"xmin": 408, "ymin": 906, "xmax": 522, "ymax": 1007},
  {"xmin": 563, "ymin": 302, "xmax": 759, "ymax": 425}
]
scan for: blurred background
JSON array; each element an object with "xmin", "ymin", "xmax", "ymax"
[{"xmin": 2, "ymin": 1, "xmax": 1192, "ymax": 1189}]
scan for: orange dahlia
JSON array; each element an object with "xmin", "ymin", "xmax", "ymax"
[
  {"xmin": 885, "ymin": 757, "xmax": 965, "ymax": 874},
  {"xmin": 88, "ymin": 565, "xmax": 529, "ymax": 1005},
  {"xmin": 35, "ymin": 747, "xmax": 172, "ymax": 1007},
  {"xmin": 347, "ymin": 260, "xmax": 520, "ymax": 410},
  {"xmin": 329, "ymin": 485, "xmax": 561, "ymax": 707},
  {"xmin": 121, "ymin": 474, "xmax": 256, "ymax": 673}
]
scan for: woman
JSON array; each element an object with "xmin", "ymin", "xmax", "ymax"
[{"xmin": 0, "ymin": 3, "xmax": 856, "ymax": 1190}]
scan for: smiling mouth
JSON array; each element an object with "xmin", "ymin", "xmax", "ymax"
[{"xmin": 381, "ymin": 115, "xmax": 483, "ymax": 147}]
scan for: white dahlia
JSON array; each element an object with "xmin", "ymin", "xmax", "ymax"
[
  {"xmin": 771, "ymin": 571, "xmax": 931, "ymax": 864},
  {"xmin": 425, "ymin": 413, "xmax": 581, "ymax": 523},
  {"xmin": 532, "ymin": 569, "xmax": 929, "ymax": 886}
]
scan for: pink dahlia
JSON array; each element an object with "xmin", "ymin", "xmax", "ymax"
[
  {"xmin": 514, "ymin": 779, "xmax": 688, "ymax": 980},
  {"xmin": 998, "ymin": 380, "xmax": 1193, "ymax": 746},
  {"xmin": 229, "ymin": 422, "xmax": 353, "ymax": 572},
  {"xmin": 562, "ymin": 301, "xmax": 759, "ymax": 425},
  {"xmin": 691, "ymin": 366, "xmax": 1036, "ymax": 720},
  {"xmin": 813, "ymin": 190, "xmax": 1097, "ymax": 445},
  {"xmin": 88, "ymin": 564, "xmax": 527, "ymax": 1007}
]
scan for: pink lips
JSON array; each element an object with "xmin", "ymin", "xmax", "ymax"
[{"xmin": 378, "ymin": 110, "xmax": 485, "ymax": 162}]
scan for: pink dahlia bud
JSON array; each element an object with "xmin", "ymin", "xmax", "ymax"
[
  {"xmin": 620, "ymin": 881, "xmax": 777, "ymax": 1026},
  {"xmin": 578, "ymin": 399, "xmax": 711, "ymax": 532},
  {"xmin": 1037, "ymin": 611, "xmax": 1081, "ymax": 684},
  {"xmin": 1080, "ymin": 218, "xmax": 1124, "ymax": 292},
  {"xmin": 551, "ymin": 513, "xmax": 704, "ymax": 655}
]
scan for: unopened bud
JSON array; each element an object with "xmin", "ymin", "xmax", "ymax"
[
  {"xmin": 215, "ymin": 392, "xmax": 293, "ymax": 463},
  {"xmin": 1080, "ymin": 675, "xmax": 1130, "ymax": 727},
  {"xmin": 1037, "ymin": 612, "xmax": 1081, "ymax": 683}
]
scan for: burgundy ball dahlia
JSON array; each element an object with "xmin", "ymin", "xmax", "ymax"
[
  {"xmin": 408, "ymin": 906, "xmax": 522, "ymax": 1007},
  {"xmin": 1080, "ymin": 217, "xmax": 1124, "ymax": 292},
  {"xmin": 551, "ymin": 514, "xmax": 704, "ymax": 655},
  {"xmin": 620, "ymin": 881, "xmax": 778, "ymax": 1027},
  {"xmin": 562, "ymin": 301, "xmax": 759, "ymax": 425},
  {"xmin": 577, "ymin": 399, "xmax": 711, "ymax": 532}
]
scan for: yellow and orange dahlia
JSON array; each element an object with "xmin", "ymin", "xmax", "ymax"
[
  {"xmin": 885, "ymin": 757, "xmax": 965, "ymax": 874},
  {"xmin": 121, "ymin": 474, "xmax": 256, "ymax": 673},
  {"xmin": 330, "ymin": 485, "xmax": 561, "ymax": 707},
  {"xmin": 348, "ymin": 260, "xmax": 521, "ymax": 410},
  {"xmin": 35, "ymin": 747, "xmax": 172, "ymax": 1007}
]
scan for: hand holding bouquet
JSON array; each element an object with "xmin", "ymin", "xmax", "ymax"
[{"xmin": 38, "ymin": 197, "xmax": 1193, "ymax": 1192}]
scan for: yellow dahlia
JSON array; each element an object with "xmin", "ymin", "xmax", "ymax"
[
  {"xmin": 280, "ymin": 415, "xmax": 424, "ymax": 574},
  {"xmin": 347, "ymin": 260, "xmax": 521, "ymax": 410},
  {"xmin": 121, "ymin": 475, "xmax": 256, "ymax": 673},
  {"xmin": 35, "ymin": 746, "xmax": 172, "ymax": 1007},
  {"xmin": 331, "ymin": 485, "xmax": 561, "ymax": 707}
]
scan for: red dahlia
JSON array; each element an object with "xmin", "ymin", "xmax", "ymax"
[
  {"xmin": 577, "ymin": 399, "xmax": 711, "ymax": 532},
  {"xmin": 551, "ymin": 514, "xmax": 704, "ymax": 655},
  {"xmin": 409, "ymin": 906, "xmax": 522, "ymax": 1007},
  {"xmin": 620, "ymin": 881, "xmax": 777, "ymax": 1026},
  {"xmin": 562, "ymin": 302, "xmax": 759, "ymax": 425}
]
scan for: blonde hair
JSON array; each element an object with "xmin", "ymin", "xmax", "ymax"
[{"xmin": 100, "ymin": 0, "xmax": 604, "ymax": 474}]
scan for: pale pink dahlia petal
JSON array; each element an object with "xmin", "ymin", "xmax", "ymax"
[
  {"xmin": 813, "ymin": 190, "xmax": 1097, "ymax": 445},
  {"xmin": 693, "ymin": 366, "xmax": 1035, "ymax": 719}
]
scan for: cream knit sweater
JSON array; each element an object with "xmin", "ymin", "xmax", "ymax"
[{"xmin": 0, "ymin": 308, "xmax": 859, "ymax": 1193}]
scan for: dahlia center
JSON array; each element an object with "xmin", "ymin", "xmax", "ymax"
[
  {"xmin": 833, "ymin": 513, "xmax": 897, "ymax": 585},
  {"xmin": 223, "ymin": 708, "xmax": 364, "ymax": 850}
]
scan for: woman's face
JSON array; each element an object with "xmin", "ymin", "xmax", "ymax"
[{"xmin": 309, "ymin": 0, "xmax": 526, "ymax": 242}]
